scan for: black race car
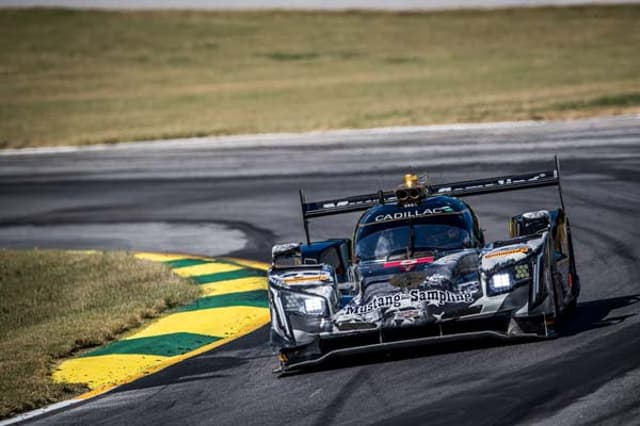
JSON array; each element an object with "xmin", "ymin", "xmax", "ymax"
[{"xmin": 268, "ymin": 157, "xmax": 579, "ymax": 373}]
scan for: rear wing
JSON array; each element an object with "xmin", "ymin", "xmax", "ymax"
[{"xmin": 299, "ymin": 156, "xmax": 566, "ymax": 244}]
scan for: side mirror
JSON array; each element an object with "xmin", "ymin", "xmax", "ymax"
[
  {"xmin": 271, "ymin": 242, "xmax": 301, "ymax": 267},
  {"xmin": 510, "ymin": 211, "xmax": 550, "ymax": 238}
]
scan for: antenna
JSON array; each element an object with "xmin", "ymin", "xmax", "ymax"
[{"xmin": 421, "ymin": 170, "xmax": 432, "ymax": 195}]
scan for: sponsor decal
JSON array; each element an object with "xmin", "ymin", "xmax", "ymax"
[
  {"xmin": 485, "ymin": 247, "xmax": 529, "ymax": 259},
  {"xmin": 322, "ymin": 200, "xmax": 350, "ymax": 208},
  {"xmin": 393, "ymin": 309, "xmax": 421, "ymax": 320},
  {"xmin": 383, "ymin": 256, "xmax": 434, "ymax": 270},
  {"xmin": 344, "ymin": 289, "xmax": 475, "ymax": 315},
  {"xmin": 345, "ymin": 294, "xmax": 402, "ymax": 315},
  {"xmin": 374, "ymin": 206, "xmax": 454, "ymax": 222},
  {"xmin": 321, "ymin": 196, "xmax": 381, "ymax": 209},
  {"xmin": 436, "ymin": 173, "xmax": 551, "ymax": 194},
  {"xmin": 409, "ymin": 289, "xmax": 475, "ymax": 305},
  {"xmin": 282, "ymin": 273, "xmax": 331, "ymax": 284}
]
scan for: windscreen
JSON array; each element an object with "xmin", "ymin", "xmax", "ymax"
[{"xmin": 356, "ymin": 219, "xmax": 471, "ymax": 262}]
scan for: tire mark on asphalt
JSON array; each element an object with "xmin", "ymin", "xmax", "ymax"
[
  {"xmin": 312, "ymin": 368, "xmax": 370, "ymax": 426},
  {"xmin": 572, "ymin": 224, "xmax": 640, "ymax": 265},
  {"xmin": 584, "ymin": 396, "xmax": 640, "ymax": 426},
  {"xmin": 374, "ymin": 320, "xmax": 640, "ymax": 426}
]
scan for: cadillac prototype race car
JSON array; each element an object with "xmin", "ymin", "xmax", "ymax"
[{"xmin": 268, "ymin": 158, "xmax": 579, "ymax": 372}]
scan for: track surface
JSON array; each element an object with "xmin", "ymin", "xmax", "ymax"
[{"xmin": 1, "ymin": 116, "xmax": 640, "ymax": 425}]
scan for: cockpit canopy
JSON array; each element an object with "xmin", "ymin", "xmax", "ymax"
[{"xmin": 354, "ymin": 196, "xmax": 481, "ymax": 262}]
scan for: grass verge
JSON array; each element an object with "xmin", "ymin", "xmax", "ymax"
[
  {"xmin": 1, "ymin": 6, "xmax": 639, "ymax": 148},
  {"xmin": 0, "ymin": 249, "xmax": 200, "ymax": 419}
]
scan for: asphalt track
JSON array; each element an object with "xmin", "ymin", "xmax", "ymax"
[{"xmin": 1, "ymin": 115, "xmax": 640, "ymax": 425}]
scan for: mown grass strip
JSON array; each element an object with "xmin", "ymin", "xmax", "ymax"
[
  {"xmin": 193, "ymin": 268, "xmax": 266, "ymax": 284},
  {"xmin": 178, "ymin": 290, "xmax": 269, "ymax": 312},
  {"xmin": 80, "ymin": 332, "xmax": 221, "ymax": 358},
  {"xmin": 553, "ymin": 92, "xmax": 640, "ymax": 111}
]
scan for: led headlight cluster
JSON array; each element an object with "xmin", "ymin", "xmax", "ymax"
[
  {"xmin": 487, "ymin": 261, "xmax": 533, "ymax": 296},
  {"xmin": 491, "ymin": 273, "xmax": 512, "ymax": 289},
  {"xmin": 303, "ymin": 298, "xmax": 325, "ymax": 315},
  {"xmin": 514, "ymin": 263, "xmax": 530, "ymax": 280},
  {"xmin": 281, "ymin": 291, "xmax": 328, "ymax": 316}
]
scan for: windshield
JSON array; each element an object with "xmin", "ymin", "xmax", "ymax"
[{"xmin": 356, "ymin": 224, "xmax": 471, "ymax": 262}]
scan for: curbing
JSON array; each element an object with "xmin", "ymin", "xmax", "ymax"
[
  {"xmin": 53, "ymin": 252, "xmax": 270, "ymax": 392},
  {"xmin": 0, "ymin": 252, "xmax": 270, "ymax": 425}
]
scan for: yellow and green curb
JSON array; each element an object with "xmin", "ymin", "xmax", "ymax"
[{"xmin": 52, "ymin": 252, "xmax": 271, "ymax": 399}]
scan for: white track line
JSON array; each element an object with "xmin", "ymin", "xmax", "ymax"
[
  {"xmin": 3, "ymin": 115, "xmax": 638, "ymax": 157},
  {"xmin": 0, "ymin": 119, "xmax": 542, "ymax": 156},
  {"xmin": 0, "ymin": 399, "xmax": 82, "ymax": 426}
]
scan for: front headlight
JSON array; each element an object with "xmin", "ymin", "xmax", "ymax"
[
  {"xmin": 488, "ymin": 262, "xmax": 531, "ymax": 295},
  {"xmin": 281, "ymin": 291, "xmax": 328, "ymax": 317},
  {"xmin": 514, "ymin": 263, "xmax": 530, "ymax": 279},
  {"xmin": 491, "ymin": 273, "xmax": 512, "ymax": 291}
]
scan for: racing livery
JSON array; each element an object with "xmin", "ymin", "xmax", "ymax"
[{"xmin": 268, "ymin": 157, "xmax": 579, "ymax": 372}]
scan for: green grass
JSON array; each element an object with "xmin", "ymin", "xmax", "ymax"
[
  {"xmin": 0, "ymin": 6, "xmax": 639, "ymax": 148},
  {"xmin": 0, "ymin": 250, "xmax": 200, "ymax": 419},
  {"xmin": 553, "ymin": 92, "xmax": 640, "ymax": 110}
]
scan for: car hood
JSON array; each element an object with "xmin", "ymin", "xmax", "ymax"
[{"xmin": 334, "ymin": 249, "xmax": 483, "ymax": 330}]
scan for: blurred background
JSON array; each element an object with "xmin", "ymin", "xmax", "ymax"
[{"xmin": 1, "ymin": 1, "xmax": 639, "ymax": 149}]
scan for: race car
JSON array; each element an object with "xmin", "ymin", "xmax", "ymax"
[{"xmin": 268, "ymin": 157, "xmax": 579, "ymax": 373}]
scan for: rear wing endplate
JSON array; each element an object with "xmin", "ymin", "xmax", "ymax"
[{"xmin": 299, "ymin": 156, "xmax": 565, "ymax": 244}]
